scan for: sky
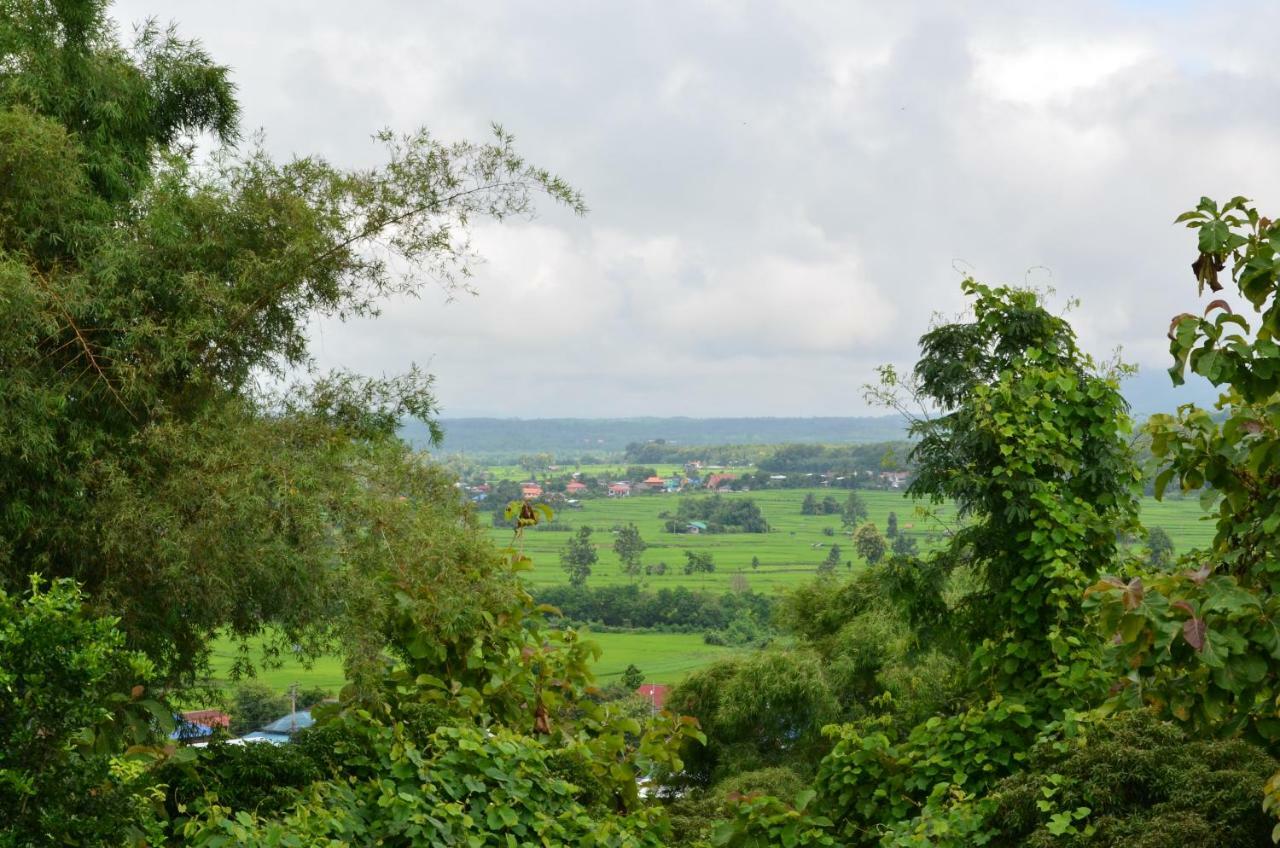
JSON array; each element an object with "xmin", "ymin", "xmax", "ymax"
[{"xmin": 110, "ymin": 1, "xmax": 1277, "ymax": 417}]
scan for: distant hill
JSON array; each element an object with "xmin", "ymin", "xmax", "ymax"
[{"xmin": 401, "ymin": 416, "xmax": 909, "ymax": 455}]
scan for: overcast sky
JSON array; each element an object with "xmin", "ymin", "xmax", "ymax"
[{"xmin": 111, "ymin": 1, "xmax": 1274, "ymax": 417}]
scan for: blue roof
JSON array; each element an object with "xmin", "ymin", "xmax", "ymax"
[{"xmin": 257, "ymin": 709, "xmax": 314, "ymax": 735}]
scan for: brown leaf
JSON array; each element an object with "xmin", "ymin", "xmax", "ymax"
[
  {"xmin": 1204, "ymin": 299, "xmax": 1233, "ymax": 315},
  {"xmin": 1242, "ymin": 420, "xmax": 1264, "ymax": 435},
  {"xmin": 1183, "ymin": 617, "xmax": 1207, "ymax": 651},
  {"xmin": 1172, "ymin": 600, "xmax": 1195, "ymax": 616},
  {"xmin": 1122, "ymin": 578, "xmax": 1145, "ymax": 610},
  {"xmin": 130, "ymin": 685, "xmax": 145, "ymax": 700},
  {"xmin": 533, "ymin": 702, "xmax": 551, "ymax": 734},
  {"xmin": 1192, "ymin": 253, "xmax": 1225, "ymax": 292},
  {"xmin": 1185, "ymin": 565, "xmax": 1212, "ymax": 585}
]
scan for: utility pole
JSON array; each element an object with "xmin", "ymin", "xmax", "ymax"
[{"xmin": 288, "ymin": 682, "xmax": 298, "ymax": 732}]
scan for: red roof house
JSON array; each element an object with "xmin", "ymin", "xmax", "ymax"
[
  {"xmin": 636, "ymin": 684, "xmax": 670, "ymax": 711},
  {"xmin": 705, "ymin": 473, "xmax": 737, "ymax": 490},
  {"xmin": 521, "ymin": 483, "xmax": 543, "ymax": 498},
  {"xmin": 182, "ymin": 709, "xmax": 231, "ymax": 730},
  {"xmin": 565, "ymin": 480, "xmax": 588, "ymax": 493}
]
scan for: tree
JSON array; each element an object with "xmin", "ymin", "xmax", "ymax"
[
  {"xmin": 821, "ymin": 495, "xmax": 841, "ymax": 515},
  {"xmin": 751, "ymin": 556, "xmax": 761, "ymax": 570},
  {"xmin": 685, "ymin": 550, "xmax": 716, "ymax": 575},
  {"xmin": 885, "ymin": 512, "xmax": 899, "ymax": 538},
  {"xmin": 0, "ymin": 0, "xmax": 585, "ymax": 685},
  {"xmin": 230, "ymin": 681, "xmax": 291, "ymax": 735},
  {"xmin": 1143, "ymin": 526, "xmax": 1175, "ymax": 569},
  {"xmin": 891, "ymin": 532, "xmax": 918, "ymax": 557},
  {"xmin": 819, "ymin": 545, "xmax": 842, "ymax": 576},
  {"xmin": 613, "ymin": 523, "xmax": 647, "ymax": 577},
  {"xmin": 816, "ymin": 280, "xmax": 1140, "ymax": 842},
  {"xmin": 621, "ymin": 664, "xmax": 645, "ymax": 691},
  {"xmin": 841, "ymin": 492, "xmax": 868, "ymax": 530},
  {"xmin": 560, "ymin": 526, "xmax": 597, "ymax": 587},
  {"xmin": 852, "ymin": 524, "xmax": 886, "ymax": 565},
  {"xmin": 801, "ymin": 493, "xmax": 819, "ymax": 515},
  {"xmin": 1089, "ymin": 197, "xmax": 1280, "ymax": 834}
]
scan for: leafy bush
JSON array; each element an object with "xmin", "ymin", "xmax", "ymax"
[
  {"xmin": 988, "ymin": 711, "xmax": 1277, "ymax": 847},
  {"xmin": 0, "ymin": 578, "xmax": 164, "ymax": 846},
  {"xmin": 160, "ymin": 739, "xmax": 320, "ymax": 818}
]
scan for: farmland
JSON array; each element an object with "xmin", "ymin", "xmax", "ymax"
[
  {"xmin": 204, "ymin": 488, "xmax": 1218, "ymax": 698},
  {"xmin": 204, "ymin": 631, "xmax": 739, "ymax": 692},
  {"xmin": 486, "ymin": 487, "xmax": 1216, "ymax": 593}
]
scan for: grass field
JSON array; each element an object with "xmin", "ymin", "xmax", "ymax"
[
  {"xmin": 492, "ymin": 488, "xmax": 1218, "ymax": 594},
  {"xmin": 205, "ymin": 630, "xmax": 739, "ymax": 696},
  {"xmin": 204, "ymin": 488, "xmax": 1217, "ymax": 703}
]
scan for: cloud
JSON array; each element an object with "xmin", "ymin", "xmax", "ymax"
[{"xmin": 111, "ymin": 0, "xmax": 1280, "ymax": 416}]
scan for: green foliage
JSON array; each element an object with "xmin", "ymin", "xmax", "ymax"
[
  {"xmin": 667, "ymin": 651, "xmax": 837, "ymax": 789},
  {"xmin": 841, "ymin": 492, "xmax": 869, "ymax": 529},
  {"xmin": 622, "ymin": 663, "xmax": 645, "ymax": 690},
  {"xmin": 671, "ymin": 495, "xmax": 769, "ymax": 533},
  {"xmin": 1144, "ymin": 526, "xmax": 1176, "ymax": 569},
  {"xmin": 886, "ymin": 511, "xmax": 899, "ymax": 538},
  {"xmin": 160, "ymin": 740, "xmax": 321, "ymax": 819},
  {"xmin": 819, "ymin": 544, "xmax": 842, "ymax": 576},
  {"xmin": 0, "ymin": 577, "xmax": 166, "ymax": 846},
  {"xmin": 988, "ymin": 711, "xmax": 1277, "ymax": 847},
  {"xmin": 811, "ymin": 281, "xmax": 1141, "ymax": 843},
  {"xmin": 0, "ymin": 0, "xmax": 583, "ymax": 685},
  {"xmin": 228, "ymin": 681, "xmax": 291, "ymax": 735},
  {"xmin": 852, "ymin": 523, "xmax": 886, "ymax": 565},
  {"xmin": 561, "ymin": 525, "xmax": 599, "ymax": 587},
  {"xmin": 614, "ymin": 523, "xmax": 648, "ymax": 577},
  {"xmin": 1089, "ymin": 197, "xmax": 1280, "ymax": 836},
  {"xmin": 685, "ymin": 549, "xmax": 717, "ymax": 575}
]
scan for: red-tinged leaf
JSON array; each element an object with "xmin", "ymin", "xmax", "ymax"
[
  {"xmin": 1172, "ymin": 600, "xmax": 1195, "ymax": 616},
  {"xmin": 1242, "ymin": 420, "xmax": 1264, "ymax": 435},
  {"xmin": 130, "ymin": 685, "xmax": 145, "ymax": 700},
  {"xmin": 1204, "ymin": 299, "xmax": 1233, "ymax": 315},
  {"xmin": 1183, "ymin": 618, "xmax": 1207, "ymax": 651},
  {"xmin": 1122, "ymin": 578, "xmax": 1144, "ymax": 610},
  {"xmin": 1185, "ymin": 565, "xmax": 1212, "ymax": 586},
  {"xmin": 1168, "ymin": 313, "xmax": 1198, "ymax": 340}
]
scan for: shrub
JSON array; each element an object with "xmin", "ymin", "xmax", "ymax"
[{"xmin": 988, "ymin": 711, "xmax": 1277, "ymax": 847}]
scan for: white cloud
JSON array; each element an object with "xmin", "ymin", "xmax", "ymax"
[{"xmin": 110, "ymin": 0, "xmax": 1280, "ymax": 416}]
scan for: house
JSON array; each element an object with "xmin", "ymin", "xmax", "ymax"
[
  {"xmin": 608, "ymin": 482, "xmax": 631, "ymax": 497},
  {"xmin": 879, "ymin": 471, "xmax": 910, "ymax": 488},
  {"xmin": 238, "ymin": 709, "xmax": 315, "ymax": 745},
  {"xmin": 705, "ymin": 473, "xmax": 736, "ymax": 491},
  {"xmin": 686, "ymin": 521, "xmax": 708, "ymax": 534},
  {"xmin": 521, "ymin": 483, "xmax": 543, "ymax": 499},
  {"xmin": 663, "ymin": 477, "xmax": 681, "ymax": 492},
  {"xmin": 640, "ymin": 475, "xmax": 666, "ymax": 491},
  {"xmin": 636, "ymin": 684, "xmax": 670, "ymax": 712},
  {"xmin": 182, "ymin": 709, "xmax": 230, "ymax": 731},
  {"xmin": 565, "ymin": 480, "xmax": 588, "ymax": 495}
]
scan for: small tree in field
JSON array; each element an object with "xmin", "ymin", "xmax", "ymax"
[
  {"xmin": 751, "ymin": 555, "xmax": 761, "ymax": 569},
  {"xmin": 560, "ymin": 526, "xmax": 597, "ymax": 587},
  {"xmin": 613, "ymin": 523, "xmax": 647, "ymax": 577},
  {"xmin": 841, "ymin": 492, "xmax": 868, "ymax": 531},
  {"xmin": 853, "ymin": 522, "xmax": 886, "ymax": 565},
  {"xmin": 684, "ymin": 550, "xmax": 715, "ymax": 575},
  {"xmin": 886, "ymin": 511, "xmax": 899, "ymax": 538},
  {"xmin": 818, "ymin": 544, "xmax": 842, "ymax": 576},
  {"xmin": 801, "ymin": 493, "xmax": 818, "ymax": 515},
  {"xmin": 1144, "ymin": 526, "xmax": 1175, "ymax": 569},
  {"xmin": 621, "ymin": 664, "xmax": 644, "ymax": 691}
]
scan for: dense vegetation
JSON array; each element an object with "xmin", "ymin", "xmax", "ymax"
[
  {"xmin": 5, "ymin": 2, "xmax": 1280, "ymax": 845},
  {"xmin": 667, "ymin": 495, "xmax": 770, "ymax": 533}
]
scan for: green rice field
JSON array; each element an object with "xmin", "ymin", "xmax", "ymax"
[
  {"xmin": 204, "ymin": 488, "xmax": 1217, "ymax": 701},
  {"xmin": 205, "ymin": 630, "xmax": 738, "ymax": 693},
  {"xmin": 490, "ymin": 488, "xmax": 1217, "ymax": 593}
]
